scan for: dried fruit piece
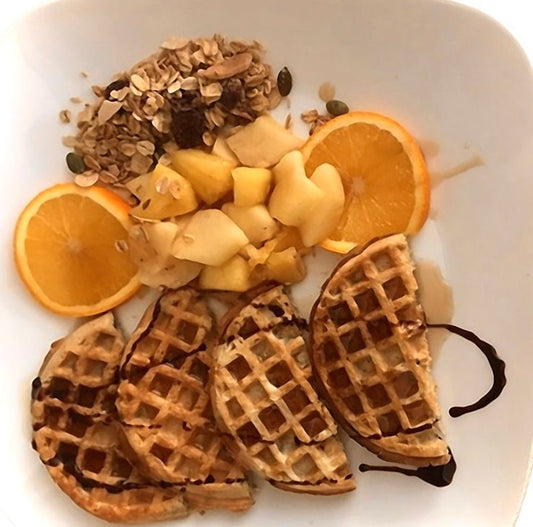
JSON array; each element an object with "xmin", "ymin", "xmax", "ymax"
[
  {"xmin": 170, "ymin": 108, "xmax": 206, "ymax": 149},
  {"xmin": 220, "ymin": 78, "xmax": 243, "ymax": 110}
]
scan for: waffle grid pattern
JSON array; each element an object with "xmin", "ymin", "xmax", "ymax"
[
  {"xmin": 310, "ymin": 235, "xmax": 449, "ymax": 464},
  {"xmin": 31, "ymin": 314, "xmax": 189, "ymax": 522},
  {"xmin": 117, "ymin": 289, "xmax": 249, "ymax": 486},
  {"xmin": 213, "ymin": 286, "xmax": 354, "ymax": 492}
]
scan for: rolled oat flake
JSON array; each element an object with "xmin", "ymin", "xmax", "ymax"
[
  {"xmin": 277, "ymin": 67, "xmax": 293, "ymax": 97},
  {"xmin": 66, "ymin": 152, "xmax": 86, "ymax": 174},
  {"xmin": 326, "ymin": 99, "xmax": 349, "ymax": 117}
]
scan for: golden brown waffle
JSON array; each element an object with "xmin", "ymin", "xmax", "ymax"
[
  {"xmin": 212, "ymin": 285, "xmax": 355, "ymax": 495},
  {"xmin": 116, "ymin": 288, "xmax": 253, "ymax": 511},
  {"xmin": 31, "ymin": 313, "xmax": 189, "ymax": 523},
  {"xmin": 310, "ymin": 234, "xmax": 450, "ymax": 466}
]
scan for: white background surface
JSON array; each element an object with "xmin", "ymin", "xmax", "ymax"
[{"xmin": 0, "ymin": 1, "xmax": 531, "ymax": 525}]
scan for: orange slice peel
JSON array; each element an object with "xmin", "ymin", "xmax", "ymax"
[
  {"xmin": 301, "ymin": 111, "xmax": 430, "ymax": 253},
  {"xmin": 14, "ymin": 183, "xmax": 140, "ymax": 316}
]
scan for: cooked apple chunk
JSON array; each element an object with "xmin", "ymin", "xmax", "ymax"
[
  {"xmin": 299, "ymin": 163, "xmax": 345, "ymax": 247},
  {"xmin": 226, "ymin": 115, "xmax": 303, "ymax": 168},
  {"xmin": 221, "ymin": 203, "xmax": 279, "ymax": 246},
  {"xmin": 129, "ymin": 164, "xmax": 198, "ymax": 220},
  {"xmin": 264, "ymin": 247, "xmax": 306, "ymax": 284},
  {"xmin": 211, "ymin": 135, "xmax": 239, "ymax": 163},
  {"xmin": 268, "ymin": 150, "xmax": 324, "ymax": 227},
  {"xmin": 272, "ymin": 225, "xmax": 305, "ymax": 251},
  {"xmin": 232, "ymin": 167, "xmax": 272, "ymax": 206},
  {"xmin": 171, "ymin": 149, "xmax": 236, "ymax": 205},
  {"xmin": 128, "ymin": 222, "xmax": 201, "ymax": 288},
  {"xmin": 172, "ymin": 209, "xmax": 249, "ymax": 266},
  {"xmin": 124, "ymin": 172, "xmax": 151, "ymax": 199},
  {"xmin": 139, "ymin": 258, "xmax": 202, "ymax": 289},
  {"xmin": 199, "ymin": 255, "xmax": 256, "ymax": 292}
]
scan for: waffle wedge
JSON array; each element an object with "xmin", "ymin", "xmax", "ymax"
[
  {"xmin": 116, "ymin": 288, "xmax": 253, "ymax": 512},
  {"xmin": 31, "ymin": 313, "xmax": 189, "ymax": 523},
  {"xmin": 211, "ymin": 285, "xmax": 355, "ymax": 495},
  {"xmin": 310, "ymin": 234, "xmax": 450, "ymax": 466}
]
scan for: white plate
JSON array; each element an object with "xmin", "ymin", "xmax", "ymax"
[{"xmin": 1, "ymin": 0, "xmax": 532, "ymax": 525}]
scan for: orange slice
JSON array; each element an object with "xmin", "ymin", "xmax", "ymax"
[
  {"xmin": 301, "ymin": 111, "xmax": 430, "ymax": 253},
  {"xmin": 14, "ymin": 183, "xmax": 140, "ymax": 316}
]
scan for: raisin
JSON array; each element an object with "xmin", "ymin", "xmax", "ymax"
[
  {"xmin": 170, "ymin": 108, "xmax": 206, "ymax": 148},
  {"xmin": 220, "ymin": 78, "xmax": 242, "ymax": 110}
]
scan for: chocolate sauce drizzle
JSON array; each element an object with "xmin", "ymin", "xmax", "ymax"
[
  {"xmin": 359, "ymin": 324, "xmax": 505, "ymax": 487},
  {"xmin": 359, "ymin": 451, "xmax": 456, "ymax": 487},
  {"xmin": 428, "ymin": 323, "xmax": 506, "ymax": 418}
]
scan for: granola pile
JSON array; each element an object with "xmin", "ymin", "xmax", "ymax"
[{"xmin": 64, "ymin": 35, "xmax": 281, "ymax": 189}]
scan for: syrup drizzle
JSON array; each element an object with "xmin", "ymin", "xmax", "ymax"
[
  {"xmin": 359, "ymin": 324, "xmax": 505, "ymax": 487},
  {"xmin": 359, "ymin": 451, "xmax": 456, "ymax": 487},
  {"xmin": 427, "ymin": 323, "xmax": 506, "ymax": 418}
]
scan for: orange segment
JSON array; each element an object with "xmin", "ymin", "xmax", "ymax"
[
  {"xmin": 301, "ymin": 111, "xmax": 430, "ymax": 253},
  {"xmin": 14, "ymin": 183, "xmax": 140, "ymax": 316}
]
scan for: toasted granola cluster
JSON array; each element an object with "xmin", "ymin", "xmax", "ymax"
[{"xmin": 64, "ymin": 35, "xmax": 281, "ymax": 189}]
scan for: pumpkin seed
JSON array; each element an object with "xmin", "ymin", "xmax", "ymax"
[
  {"xmin": 326, "ymin": 99, "xmax": 349, "ymax": 117},
  {"xmin": 104, "ymin": 78, "xmax": 129, "ymax": 100},
  {"xmin": 66, "ymin": 152, "xmax": 86, "ymax": 174},
  {"xmin": 277, "ymin": 67, "xmax": 292, "ymax": 96}
]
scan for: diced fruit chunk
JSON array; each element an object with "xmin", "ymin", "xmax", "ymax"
[
  {"xmin": 129, "ymin": 164, "xmax": 198, "ymax": 220},
  {"xmin": 240, "ymin": 240, "xmax": 277, "ymax": 269},
  {"xmin": 199, "ymin": 255, "xmax": 256, "ymax": 292},
  {"xmin": 211, "ymin": 136, "xmax": 239, "ymax": 163},
  {"xmin": 128, "ymin": 222, "xmax": 179, "ymax": 271},
  {"xmin": 299, "ymin": 163, "xmax": 345, "ymax": 247},
  {"xmin": 232, "ymin": 167, "xmax": 272, "ymax": 207},
  {"xmin": 268, "ymin": 150, "xmax": 324, "ymax": 226},
  {"xmin": 139, "ymin": 258, "xmax": 202, "ymax": 289},
  {"xmin": 272, "ymin": 226, "xmax": 305, "ymax": 251},
  {"xmin": 128, "ymin": 222, "xmax": 201, "ymax": 288},
  {"xmin": 139, "ymin": 221, "xmax": 180, "ymax": 261},
  {"xmin": 264, "ymin": 247, "xmax": 306, "ymax": 284},
  {"xmin": 172, "ymin": 209, "xmax": 249, "ymax": 266},
  {"xmin": 226, "ymin": 115, "xmax": 303, "ymax": 168},
  {"xmin": 125, "ymin": 173, "xmax": 151, "ymax": 199},
  {"xmin": 171, "ymin": 149, "xmax": 236, "ymax": 205},
  {"xmin": 221, "ymin": 203, "xmax": 278, "ymax": 246}
]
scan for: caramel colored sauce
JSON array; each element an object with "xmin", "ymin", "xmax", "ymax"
[
  {"xmin": 431, "ymin": 155, "xmax": 484, "ymax": 188},
  {"xmin": 414, "ymin": 260, "xmax": 454, "ymax": 357}
]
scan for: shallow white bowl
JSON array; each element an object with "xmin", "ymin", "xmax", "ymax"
[{"xmin": 0, "ymin": 0, "xmax": 532, "ymax": 525}]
